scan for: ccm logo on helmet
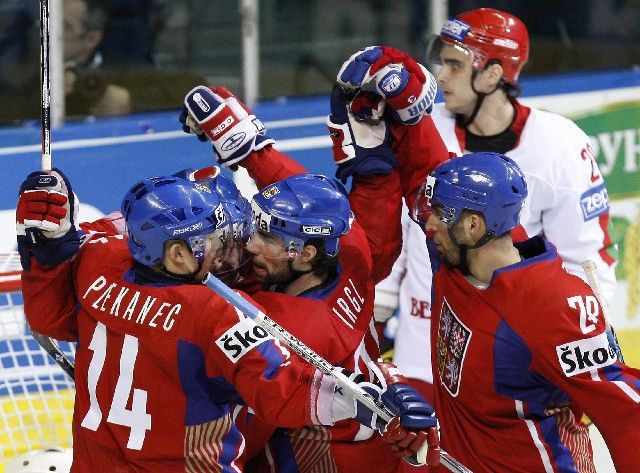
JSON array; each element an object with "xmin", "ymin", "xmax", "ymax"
[
  {"xmin": 302, "ymin": 225, "xmax": 332, "ymax": 235},
  {"xmin": 173, "ymin": 222, "xmax": 204, "ymax": 236},
  {"xmin": 216, "ymin": 318, "xmax": 272, "ymax": 362},
  {"xmin": 556, "ymin": 332, "xmax": 617, "ymax": 377}
]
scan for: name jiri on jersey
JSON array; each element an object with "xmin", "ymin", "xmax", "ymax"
[
  {"xmin": 556, "ymin": 332, "xmax": 617, "ymax": 377},
  {"xmin": 216, "ymin": 317, "xmax": 273, "ymax": 362},
  {"xmin": 580, "ymin": 183, "xmax": 609, "ymax": 221}
]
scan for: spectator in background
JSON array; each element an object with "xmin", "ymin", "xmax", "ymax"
[
  {"xmin": 0, "ymin": 0, "xmax": 202, "ymax": 124},
  {"xmin": 64, "ymin": 0, "xmax": 132, "ymax": 116}
]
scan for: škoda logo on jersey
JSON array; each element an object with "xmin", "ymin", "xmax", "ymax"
[
  {"xmin": 436, "ymin": 299, "xmax": 471, "ymax": 396},
  {"xmin": 555, "ymin": 332, "xmax": 617, "ymax": 377},
  {"xmin": 216, "ymin": 317, "xmax": 273, "ymax": 362}
]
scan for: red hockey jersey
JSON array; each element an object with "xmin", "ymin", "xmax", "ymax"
[{"xmin": 22, "ymin": 235, "xmax": 337, "ymax": 473}]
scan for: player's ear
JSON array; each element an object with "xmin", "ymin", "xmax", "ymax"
[
  {"xmin": 486, "ymin": 62, "xmax": 504, "ymax": 86},
  {"xmin": 465, "ymin": 212, "xmax": 486, "ymax": 239},
  {"xmin": 163, "ymin": 240, "xmax": 193, "ymax": 271},
  {"xmin": 297, "ymin": 243, "xmax": 318, "ymax": 268}
]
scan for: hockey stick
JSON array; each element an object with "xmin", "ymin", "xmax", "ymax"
[
  {"xmin": 582, "ymin": 260, "xmax": 625, "ymax": 363},
  {"xmin": 29, "ymin": 0, "xmax": 76, "ymax": 381},
  {"xmin": 205, "ymin": 275, "xmax": 471, "ymax": 473},
  {"xmin": 40, "ymin": 0, "xmax": 52, "ymax": 172},
  {"xmin": 31, "ymin": 332, "xmax": 75, "ymax": 379}
]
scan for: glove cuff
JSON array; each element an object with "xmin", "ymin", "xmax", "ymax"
[{"xmin": 213, "ymin": 116, "xmax": 275, "ymax": 168}]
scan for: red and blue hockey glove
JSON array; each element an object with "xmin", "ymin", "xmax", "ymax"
[
  {"xmin": 373, "ymin": 360, "xmax": 440, "ymax": 466},
  {"xmin": 327, "ymin": 84, "xmax": 395, "ymax": 184},
  {"xmin": 332, "ymin": 361, "xmax": 440, "ymax": 467},
  {"xmin": 16, "ymin": 169, "xmax": 82, "ymax": 270},
  {"xmin": 337, "ymin": 45, "xmax": 437, "ymax": 125},
  {"xmin": 181, "ymin": 85, "xmax": 275, "ymax": 168}
]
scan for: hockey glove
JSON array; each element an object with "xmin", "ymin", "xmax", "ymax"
[
  {"xmin": 372, "ymin": 360, "xmax": 440, "ymax": 466},
  {"xmin": 337, "ymin": 45, "xmax": 437, "ymax": 125},
  {"xmin": 327, "ymin": 84, "xmax": 395, "ymax": 184},
  {"xmin": 182, "ymin": 85, "xmax": 275, "ymax": 168},
  {"xmin": 16, "ymin": 169, "xmax": 82, "ymax": 270},
  {"xmin": 331, "ymin": 361, "xmax": 440, "ymax": 466}
]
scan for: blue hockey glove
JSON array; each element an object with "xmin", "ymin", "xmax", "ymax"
[
  {"xmin": 16, "ymin": 169, "xmax": 82, "ymax": 270},
  {"xmin": 327, "ymin": 84, "xmax": 395, "ymax": 183},
  {"xmin": 181, "ymin": 85, "xmax": 275, "ymax": 168},
  {"xmin": 337, "ymin": 45, "xmax": 437, "ymax": 125},
  {"xmin": 332, "ymin": 360, "xmax": 440, "ymax": 466}
]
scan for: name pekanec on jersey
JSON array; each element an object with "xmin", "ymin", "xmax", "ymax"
[{"xmin": 22, "ymin": 234, "xmax": 332, "ymax": 473}]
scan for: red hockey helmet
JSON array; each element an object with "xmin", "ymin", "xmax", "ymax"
[{"xmin": 428, "ymin": 8, "xmax": 529, "ymax": 84}]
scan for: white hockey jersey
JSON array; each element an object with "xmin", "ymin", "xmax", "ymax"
[{"xmin": 378, "ymin": 101, "xmax": 617, "ymax": 383}]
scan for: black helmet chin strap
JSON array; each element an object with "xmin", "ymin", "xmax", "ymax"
[
  {"xmin": 448, "ymin": 224, "xmax": 495, "ymax": 275},
  {"xmin": 462, "ymin": 70, "xmax": 503, "ymax": 127}
]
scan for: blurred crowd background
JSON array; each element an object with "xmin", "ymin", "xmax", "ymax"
[{"xmin": 1, "ymin": 0, "xmax": 639, "ymax": 125}]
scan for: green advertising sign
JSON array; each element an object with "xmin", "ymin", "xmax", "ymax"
[
  {"xmin": 574, "ymin": 103, "xmax": 640, "ymax": 197},
  {"xmin": 572, "ymin": 102, "xmax": 640, "ymax": 326}
]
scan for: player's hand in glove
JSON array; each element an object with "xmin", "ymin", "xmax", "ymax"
[
  {"xmin": 373, "ymin": 360, "xmax": 440, "ymax": 467},
  {"xmin": 16, "ymin": 169, "xmax": 82, "ymax": 270},
  {"xmin": 181, "ymin": 85, "xmax": 275, "ymax": 168},
  {"xmin": 327, "ymin": 84, "xmax": 395, "ymax": 184},
  {"xmin": 337, "ymin": 45, "xmax": 437, "ymax": 125},
  {"xmin": 332, "ymin": 360, "xmax": 440, "ymax": 467}
]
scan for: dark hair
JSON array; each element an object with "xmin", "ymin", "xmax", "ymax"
[{"xmin": 305, "ymin": 238, "xmax": 338, "ymax": 280}]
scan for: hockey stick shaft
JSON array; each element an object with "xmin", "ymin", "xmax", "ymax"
[
  {"xmin": 581, "ymin": 260, "xmax": 611, "ymax": 326},
  {"xmin": 582, "ymin": 260, "xmax": 625, "ymax": 363},
  {"xmin": 31, "ymin": 332, "xmax": 75, "ymax": 379},
  {"xmin": 31, "ymin": 0, "xmax": 74, "ymax": 380},
  {"xmin": 40, "ymin": 0, "xmax": 52, "ymax": 171},
  {"xmin": 205, "ymin": 275, "xmax": 470, "ymax": 473}
]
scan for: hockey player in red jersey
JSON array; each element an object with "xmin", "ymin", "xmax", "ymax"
[
  {"xmin": 16, "ymin": 170, "xmax": 440, "ymax": 472},
  {"xmin": 362, "ymin": 151, "xmax": 640, "ymax": 472},
  {"xmin": 178, "ymin": 79, "xmax": 447, "ymax": 471}
]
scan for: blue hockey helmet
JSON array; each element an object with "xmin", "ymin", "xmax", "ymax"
[
  {"xmin": 172, "ymin": 166, "xmax": 252, "ymax": 241},
  {"xmin": 251, "ymin": 173, "xmax": 353, "ymax": 257},
  {"xmin": 121, "ymin": 176, "xmax": 232, "ymax": 267},
  {"xmin": 208, "ymin": 173, "xmax": 252, "ymax": 241},
  {"xmin": 413, "ymin": 152, "xmax": 527, "ymax": 236}
]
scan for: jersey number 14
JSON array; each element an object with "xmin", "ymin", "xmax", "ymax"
[{"xmin": 80, "ymin": 321, "xmax": 152, "ymax": 450}]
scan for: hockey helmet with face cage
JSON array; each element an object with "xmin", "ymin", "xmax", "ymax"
[
  {"xmin": 207, "ymin": 173, "xmax": 252, "ymax": 242},
  {"xmin": 6, "ymin": 447, "xmax": 72, "ymax": 473},
  {"xmin": 250, "ymin": 173, "xmax": 353, "ymax": 258},
  {"xmin": 427, "ymin": 8, "xmax": 529, "ymax": 85},
  {"xmin": 121, "ymin": 176, "xmax": 232, "ymax": 267},
  {"xmin": 413, "ymin": 152, "xmax": 528, "ymax": 236}
]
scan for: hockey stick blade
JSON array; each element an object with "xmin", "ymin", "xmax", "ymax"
[
  {"xmin": 32, "ymin": 331, "xmax": 75, "ymax": 380},
  {"xmin": 204, "ymin": 275, "xmax": 471, "ymax": 472}
]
